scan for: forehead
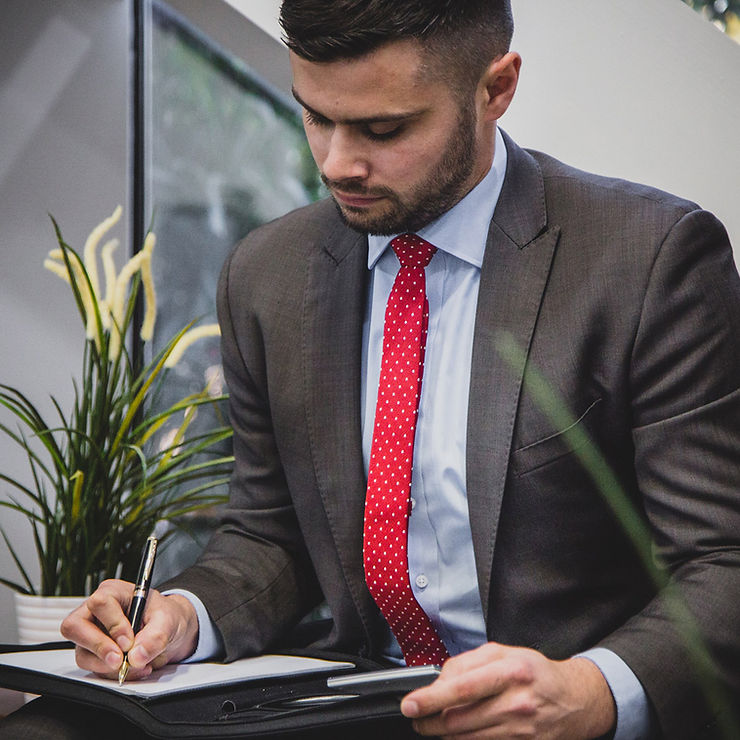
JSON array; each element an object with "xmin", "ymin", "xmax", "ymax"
[{"xmin": 290, "ymin": 39, "xmax": 452, "ymax": 119}]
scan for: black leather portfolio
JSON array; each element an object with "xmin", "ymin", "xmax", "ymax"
[{"xmin": 0, "ymin": 643, "xmax": 435, "ymax": 738}]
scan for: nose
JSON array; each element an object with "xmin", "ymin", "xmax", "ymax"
[{"xmin": 321, "ymin": 127, "xmax": 370, "ymax": 183}]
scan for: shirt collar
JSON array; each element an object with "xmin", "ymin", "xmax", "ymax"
[{"xmin": 367, "ymin": 127, "xmax": 508, "ymax": 270}]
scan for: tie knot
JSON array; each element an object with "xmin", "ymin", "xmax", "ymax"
[{"xmin": 391, "ymin": 233, "xmax": 437, "ymax": 268}]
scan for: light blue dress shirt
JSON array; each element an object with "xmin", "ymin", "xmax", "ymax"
[
  {"xmin": 175, "ymin": 127, "xmax": 650, "ymax": 739},
  {"xmin": 363, "ymin": 128, "xmax": 650, "ymax": 738}
]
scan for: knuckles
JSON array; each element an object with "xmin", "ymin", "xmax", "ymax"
[
  {"xmin": 507, "ymin": 691, "xmax": 539, "ymax": 718},
  {"xmin": 59, "ymin": 612, "xmax": 77, "ymax": 640},
  {"xmin": 85, "ymin": 583, "xmax": 119, "ymax": 611},
  {"xmin": 509, "ymin": 658, "xmax": 536, "ymax": 686},
  {"xmin": 144, "ymin": 624, "xmax": 170, "ymax": 655}
]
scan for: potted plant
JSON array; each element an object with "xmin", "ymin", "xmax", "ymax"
[{"xmin": 0, "ymin": 207, "xmax": 233, "ymax": 642}]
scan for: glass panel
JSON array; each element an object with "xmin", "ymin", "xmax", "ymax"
[
  {"xmin": 680, "ymin": 0, "xmax": 740, "ymax": 40},
  {"xmin": 141, "ymin": 0, "xmax": 322, "ymax": 577}
]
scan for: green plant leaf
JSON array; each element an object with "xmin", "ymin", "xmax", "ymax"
[
  {"xmin": 0, "ymin": 531, "xmax": 35, "ymax": 594},
  {"xmin": 0, "ymin": 213, "xmax": 232, "ymax": 595}
]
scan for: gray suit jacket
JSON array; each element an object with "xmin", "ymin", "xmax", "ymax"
[{"xmin": 168, "ymin": 133, "xmax": 740, "ymax": 738}]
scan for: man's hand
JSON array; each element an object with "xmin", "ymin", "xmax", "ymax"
[
  {"xmin": 60, "ymin": 579, "xmax": 199, "ymax": 680},
  {"xmin": 400, "ymin": 643, "xmax": 616, "ymax": 739}
]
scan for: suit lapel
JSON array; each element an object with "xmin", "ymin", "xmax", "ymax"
[
  {"xmin": 468, "ymin": 133, "xmax": 560, "ymax": 623},
  {"xmin": 302, "ymin": 223, "xmax": 378, "ymax": 627},
  {"xmin": 301, "ymin": 135, "xmax": 561, "ymax": 638}
]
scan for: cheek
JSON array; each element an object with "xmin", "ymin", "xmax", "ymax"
[
  {"xmin": 303, "ymin": 127, "xmax": 329, "ymax": 168},
  {"xmin": 371, "ymin": 141, "xmax": 430, "ymax": 180}
]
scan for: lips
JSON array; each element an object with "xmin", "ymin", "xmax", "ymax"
[{"xmin": 332, "ymin": 189, "xmax": 385, "ymax": 208}]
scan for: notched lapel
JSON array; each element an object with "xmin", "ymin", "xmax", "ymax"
[
  {"xmin": 467, "ymin": 135, "xmax": 561, "ymax": 624},
  {"xmin": 302, "ymin": 227, "xmax": 376, "ymax": 620}
]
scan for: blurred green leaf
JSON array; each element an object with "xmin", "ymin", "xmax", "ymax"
[{"xmin": 0, "ymin": 213, "xmax": 233, "ymax": 596}]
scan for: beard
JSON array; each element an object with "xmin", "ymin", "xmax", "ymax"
[{"xmin": 322, "ymin": 104, "xmax": 478, "ymax": 236}]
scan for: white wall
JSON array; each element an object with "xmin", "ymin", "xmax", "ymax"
[
  {"xmin": 232, "ymin": 0, "xmax": 740, "ymax": 262},
  {"xmin": 223, "ymin": 0, "xmax": 283, "ymax": 42},
  {"xmin": 0, "ymin": 0, "xmax": 130, "ymax": 644},
  {"xmin": 505, "ymin": 0, "xmax": 740, "ymax": 265}
]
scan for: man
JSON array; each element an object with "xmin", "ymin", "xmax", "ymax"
[{"xmin": 10, "ymin": 1, "xmax": 740, "ymax": 738}]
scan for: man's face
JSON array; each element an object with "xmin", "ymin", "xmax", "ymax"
[{"xmin": 290, "ymin": 40, "xmax": 491, "ymax": 235}]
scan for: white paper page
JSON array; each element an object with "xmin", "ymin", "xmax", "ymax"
[{"xmin": 0, "ymin": 649, "xmax": 354, "ymax": 698}]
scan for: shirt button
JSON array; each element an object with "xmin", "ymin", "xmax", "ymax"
[
  {"xmin": 415, "ymin": 574, "xmax": 429, "ymax": 589},
  {"xmin": 410, "ymin": 497, "xmax": 416, "ymax": 510}
]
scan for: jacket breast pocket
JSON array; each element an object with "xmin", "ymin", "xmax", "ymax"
[{"xmin": 510, "ymin": 398, "xmax": 603, "ymax": 477}]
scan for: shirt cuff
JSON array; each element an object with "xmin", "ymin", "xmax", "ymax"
[
  {"xmin": 162, "ymin": 588, "xmax": 224, "ymax": 663},
  {"xmin": 577, "ymin": 647, "xmax": 653, "ymax": 740}
]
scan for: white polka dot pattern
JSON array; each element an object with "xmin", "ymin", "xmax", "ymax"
[{"xmin": 363, "ymin": 233, "xmax": 449, "ymax": 667}]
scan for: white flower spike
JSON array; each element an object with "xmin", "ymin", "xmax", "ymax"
[{"xmin": 165, "ymin": 324, "xmax": 221, "ymax": 368}]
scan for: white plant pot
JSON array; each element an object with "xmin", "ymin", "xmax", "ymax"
[{"xmin": 13, "ymin": 593, "xmax": 86, "ymax": 644}]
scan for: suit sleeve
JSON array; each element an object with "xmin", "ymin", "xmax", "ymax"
[{"xmin": 599, "ymin": 208, "xmax": 740, "ymax": 738}]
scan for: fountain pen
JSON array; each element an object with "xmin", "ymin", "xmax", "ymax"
[{"xmin": 118, "ymin": 535, "xmax": 158, "ymax": 685}]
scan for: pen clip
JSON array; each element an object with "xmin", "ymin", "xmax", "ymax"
[{"xmin": 137, "ymin": 536, "xmax": 158, "ymax": 587}]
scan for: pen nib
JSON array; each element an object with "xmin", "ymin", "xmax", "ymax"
[{"xmin": 118, "ymin": 657, "xmax": 130, "ymax": 686}]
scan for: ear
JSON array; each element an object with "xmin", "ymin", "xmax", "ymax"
[{"xmin": 479, "ymin": 52, "xmax": 521, "ymax": 122}]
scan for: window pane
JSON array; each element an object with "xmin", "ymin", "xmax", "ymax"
[{"xmin": 142, "ymin": 0, "xmax": 322, "ymax": 575}]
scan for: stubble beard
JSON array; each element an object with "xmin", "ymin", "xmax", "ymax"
[{"xmin": 323, "ymin": 104, "xmax": 478, "ymax": 236}]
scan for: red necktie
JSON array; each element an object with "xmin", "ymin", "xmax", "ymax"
[{"xmin": 363, "ymin": 233, "xmax": 449, "ymax": 666}]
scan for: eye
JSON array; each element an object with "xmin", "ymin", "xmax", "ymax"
[
  {"xmin": 364, "ymin": 122, "xmax": 404, "ymax": 141},
  {"xmin": 304, "ymin": 109, "xmax": 332, "ymax": 128}
]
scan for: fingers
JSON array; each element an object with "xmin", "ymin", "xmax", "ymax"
[
  {"xmin": 400, "ymin": 645, "xmax": 616, "ymax": 739},
  {"xmin": 61, "ymin": 579, "xmax": 135, "ymax": 677},
  {"xmin": 401, "ymin": 644, "xmax": 541, "ymax": 738},
  {"xmin": 406, "ymin": 687, "xmax": 536, "ymax": 738},
  {"xmin": 402, "ymin": 643, "xmax": 514, "ymax": 718},
  {"xmin": 60, "ymin": 579, "xmax": 183, "ymax": 680},
  {"xmin": 124, "ymin": 591, "xmax": 180, "ymax": 669}
]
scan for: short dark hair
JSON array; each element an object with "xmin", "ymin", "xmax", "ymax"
[{"xmin": 279, "ymin": 0, "xmax": 514, "ymax": 93}]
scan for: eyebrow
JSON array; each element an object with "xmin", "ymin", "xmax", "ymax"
[{"xmin": 291, "ymin": 87, "xmax": 425, "ymax": 126}]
